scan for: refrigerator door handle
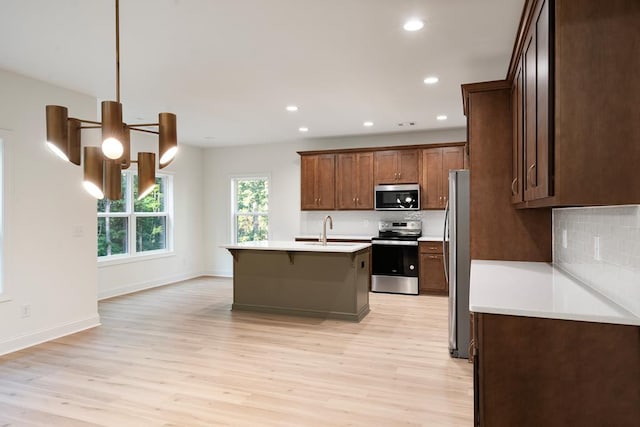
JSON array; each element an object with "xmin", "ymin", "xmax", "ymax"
[{"xmin": 443, "ymin": 199, "xmax": 450, "ymax": 284}]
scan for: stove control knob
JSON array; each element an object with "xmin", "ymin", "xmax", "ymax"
[{"xmin": 409, "ymin": 265, "xmax": 415, "ymax": 270}]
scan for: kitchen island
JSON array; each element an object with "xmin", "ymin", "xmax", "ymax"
[{"xmin": 221, "ymin": 241, "xmax": 371, "ymax": 321}]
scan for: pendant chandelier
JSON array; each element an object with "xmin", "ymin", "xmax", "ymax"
[{"xmin": 45, "ymin": 0, "xmax": 177, "ymax": 200}]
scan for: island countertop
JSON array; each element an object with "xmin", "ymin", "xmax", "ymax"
[
  {"xmin": 470, "ymin": 260, "xmax": 640, "ymax": 326},
  {"xmin": 221, "ymin": 240, "xmax": 371, "ymax": 253}
]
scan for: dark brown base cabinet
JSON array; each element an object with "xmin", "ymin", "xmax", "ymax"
[
  {"xmin": 418, "ymin": 241, "xmax": 447, "ymax": 295},
  {"xmin": 472, "ymin": 313, "xmax": 640, "ymax": 427}
]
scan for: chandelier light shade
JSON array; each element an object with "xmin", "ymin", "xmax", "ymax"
[
  {"xmin": 104, "ymin": 159, "xmax": 123, "ymax": 200},
  {"xmin": 44, "ymin": 0, "xmax": 177, "ymax": 200},
  {"xmin": 137, "ymin": 152, "xmax": 156, "ymax": 200},
  {"xmin": 45, "ymin": 105, "xmax": 69, "ymax": 162},
  {"xmin": 67, "ymin": 118, "xmax": 82, "ymax": 165},
  {"xmin": 101, "ymin": 101, "xmax": 124, "ymax": 159},
  {"xmin": 121, "ymin": 125, "xmax": 131, "ymax": 170},
  {"xmin": 159, "ymin": 112, "xmax": 178, "ymax": 168},
  {"xmin": 83, "ymin": 147, "xmax": 105, "ymax": 199}
]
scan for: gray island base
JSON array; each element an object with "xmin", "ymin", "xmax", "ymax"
[{"xmin": 223, "ymin": 241, "xmax": 371, "ymax": 322}]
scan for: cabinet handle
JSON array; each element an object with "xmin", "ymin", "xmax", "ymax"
[
  {"xmin": 511, "ymin": 177, "xmax": 517, "ymax": 195},
  {"xmin": 527, "ymin": 163, "xmax": 536, "ymax": 187},
  {"xmin": 353, "ymin": 197, "xmax": 356, "ymax": 203},
  {"xmin": 428, "ymin": 247, "xmax": 437, "ymax": 250},
  {"xmin": 356, "ymin": 197, "xmax": 360, "ymax": 204}
]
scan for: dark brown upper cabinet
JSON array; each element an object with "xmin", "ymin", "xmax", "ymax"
[
  {"xmin": 336, "ymin": 152, "xmax": 374, "ymax": 210},
  {"xmin": 374, "ymin": 149, "xmax": 419, "ymax": 185},
  {"xmin": 421, "ymin": 146, "xmax": 465, "ymax": 209},
  {"xmin": 300, "ymin": 154, "xmax": 335, "ymax": 210}
]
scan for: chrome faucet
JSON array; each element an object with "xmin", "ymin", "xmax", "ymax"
[{"xmin": 321, "ymin": 215, "xmax": 333, "ymax": 245}]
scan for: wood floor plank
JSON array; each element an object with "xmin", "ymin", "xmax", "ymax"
[{"xmin": 0, "ymin": 277, "xmax": 473, "ymax": 426}]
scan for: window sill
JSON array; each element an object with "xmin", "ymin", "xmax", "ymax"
[{"xmin": 98, "ymin": 250, "xmax": 175, "ymax": 268}]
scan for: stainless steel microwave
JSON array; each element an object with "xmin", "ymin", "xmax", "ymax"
[{"xmin": 374, "ymin": 184, "xmax": 420, "ymax": 210}]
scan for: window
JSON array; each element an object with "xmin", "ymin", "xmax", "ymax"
[
  {"xmin": 97, "ymin": 171, "xmax": 172, "ymax": 259},
  {"xmin": 231, "ymin": 176, "xmax": 269, "ymax": 243}
]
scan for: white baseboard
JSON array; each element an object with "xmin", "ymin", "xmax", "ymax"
[
  {"xmin": 0, "ymin": 315, "xmax": 101, "ymax": 356},
  {"xmin": 202, "ymin": 270, "xmax": 233, "ymax": 278},
  {"xmin": 98, "ymin": 271, "xmax": 216, "ymax": 300}
]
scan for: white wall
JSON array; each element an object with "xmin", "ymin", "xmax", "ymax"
[
  {"xmin": 97, "ymin": 142, "xmax": 206, "ymax": 299},
  {"xmin": 204, "ymin": 128, "xmax": 466, "ymax": 276},
  {"xmin": 0, "ymin": 69, "xmax": 100, "ymax": 355},
  {"xmin": 553, "ymin": 205, "xmax": 640, "ymax": 316}
]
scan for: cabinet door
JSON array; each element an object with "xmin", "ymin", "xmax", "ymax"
[
  {"xmin": 316, "ymin": 154, "xmax": 335, "ymax": 210},
  {"xmin": 300, "ymin": 155, "xmax": 318, "ymax": 210},
  {"xmin": 533, "ymin": 0, "xmax": 551, "ymax": 200},
  {"xmin": 524, "ymin": 32, "xmax": 537, "ymax": 202},
  {"xmin": 419, "ymin": 253, "xmax": 447, "ymax": 294},
  {"xmin": 397, "ymin": 149, "xmax": 419, "ymax": 183},
  {"xmin": 442, "ymin": 146, "xmax": 465, "ymax": 207},
  {"xmin": 512, "ymin": 60, "xmax": 524, "ymax": 204},
  {"xmin": 336, "ymin": 153, "xmax": 357, "ymax": 209},
  {"xmin": 524, "ymin": 0, "xmax": 552, "ymax": 202},
  {"xmin": 421, "ymin": 148, "xmax": 443, "ymax": 209},
  {"xmin": 374, "ymin": 150, "xmax": 398, "ymax": 184},
  {"xmin": 355, "ymin": 152, "xmax": 374, "ymax": 209}
]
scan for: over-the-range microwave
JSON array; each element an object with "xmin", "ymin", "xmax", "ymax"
[{"xmin": 374, "ymin": 184, "xmax": 420, "ymax": 210}]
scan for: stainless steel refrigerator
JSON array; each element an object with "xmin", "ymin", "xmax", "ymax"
[{"xmin": 443, "ymin": 169, "xmax": 470, "ymax": 359}]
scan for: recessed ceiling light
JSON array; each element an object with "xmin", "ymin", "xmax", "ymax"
[
  {"xmin": 424, "ymin": 76, "xmax": 439, "ymax": 85},
  {"xmin": 437, "ymin": 115, "xmax": 448, "ymax": 121},
  {"xmin": 286, "ymin": 105, "xmax": 298, "ymax": 112},
  {"xmin": 299, "ymin": 127, "xmax": 309, "ymax": 132},
  {"xmin": 403, "ymin": 19, "xmax": 424, "ymax": 32},
  {"xmin": 363, "ymin": 121, "xmax": 374, "ymax": 127}
]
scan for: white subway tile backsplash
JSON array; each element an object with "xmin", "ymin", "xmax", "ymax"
[
  {"xmin": 300, "ymin": 210, "xmax": 446, "ymax": 238},
  {"xmin": 553, "ymin": 205, "xmax": 640, "ymax": 317}
]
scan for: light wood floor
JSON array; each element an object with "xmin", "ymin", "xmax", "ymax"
[{"xmin": 0, "ymin": 277, "xmax": 473, "ymax": 426}]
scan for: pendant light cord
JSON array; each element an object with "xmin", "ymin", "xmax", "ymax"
[{"xmin": 115, "ymin": 0, "xmax": 120, "ymax": 103}]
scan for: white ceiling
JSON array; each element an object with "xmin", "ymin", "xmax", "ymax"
[{"xmin": 0, "ymin": 0, "xmax": 524, "ymax": 147}]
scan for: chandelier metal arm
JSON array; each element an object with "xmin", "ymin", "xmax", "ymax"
[
  {"xmin": 128, "ymin": 123, "xmax": 159, "ymax": 127},
  {"xmin": 129, "ymin": 127, "xmax": 160, "ymax": 135},
  {"xmin": 71, "ymin": 118, "xmax": 102, "ymax": 125}
]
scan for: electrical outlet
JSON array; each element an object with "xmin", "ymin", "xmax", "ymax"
[
  {"xmin": 21, "ymin": 304, "xmax": 31, "ymax": 318},
  {"xmin": 363, "ymin": 219, "xmax": 369, "ymax": 228},
  {"xmin": 562, "ymin": 229, "xmax": 568, "ymax": 248},
  {"xmin": 594, "ymin": 236, "xmax": 601, "ymax": 261}
]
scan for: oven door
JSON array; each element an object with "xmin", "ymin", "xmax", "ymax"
[{"xmin": 371, "ymin": 240, "xmax": 419, "ymax": 295}]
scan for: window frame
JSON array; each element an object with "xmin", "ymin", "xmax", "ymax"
[
  {"xmin": 230, "ymin": 174, "xmax": 270, "ymax": 244},
  {"xmin": 97, "ymin": 169, "xmax": 174, "ymax": 266}
]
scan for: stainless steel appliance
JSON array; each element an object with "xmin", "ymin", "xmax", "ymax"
[
  {"xmin": 371, "ymin": 220, "xmax": 421, "ymax": 295},
  {"xmin": 374, "ymin": 184, "xmax": 420, "ymax": 211},
  {"xmin": 444, "ymin": 170, "xmax": 471, "ymax": 359}
]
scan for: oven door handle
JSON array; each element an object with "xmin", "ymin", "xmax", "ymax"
[{"xmin": 371, "ymin": 240, "xmax": 418, "ymax": 246}]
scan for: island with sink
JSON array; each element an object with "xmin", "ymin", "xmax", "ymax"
[{"xmin": 221, "ymin": 240, "xmax": 371, "ymax": 321}]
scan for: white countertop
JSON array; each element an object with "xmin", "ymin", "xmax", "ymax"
[
  {"xmin": 294, "ymin": 234, "xmax": 374, "ymax": 241},
  {"xmin": 470, "ymin": 260, "xmax": 640, "ymax": 326},
  {"xmin": 221, "ymin": 240, "xmax": 371, "ymax": 253},
  {"xmin": 418, "ymin": 235, "xmax": 444, "ymax": 242}
]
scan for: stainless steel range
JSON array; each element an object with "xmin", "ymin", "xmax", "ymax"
[{"xmin": 371, "ymin": 220, "xmax": 422, "ymax": 295}]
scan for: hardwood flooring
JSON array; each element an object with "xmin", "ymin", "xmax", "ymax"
[{"xmin": 0, "ymin": 277, "xmax": 473, "ymax": 426}]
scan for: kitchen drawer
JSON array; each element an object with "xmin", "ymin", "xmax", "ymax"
[{"xmin": 419, "ymin": 241, "xmax": 443, "ymax": 254}]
